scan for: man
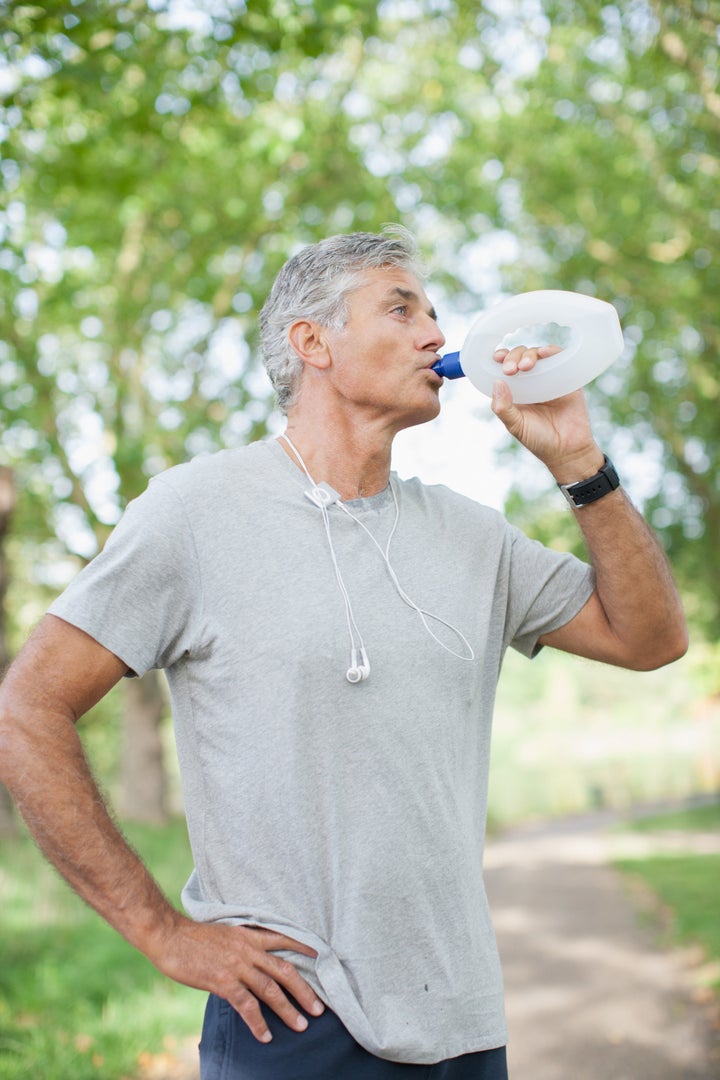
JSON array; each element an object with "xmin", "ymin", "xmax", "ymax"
[{"xmin": 0, "ymin": 228, "xmax": 687, "ymax": 1079}]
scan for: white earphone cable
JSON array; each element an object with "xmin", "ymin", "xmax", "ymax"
[
  {"xmin": 279, "ymin": 432, "xmax": 475, "ymax": 672},
  {"xmin": 336, "ymin": 496, "xmax": 475, "ymax": 662},
  {"xmin": 279, "ymin": 435, "xmax": 368, "ymax": 678}
]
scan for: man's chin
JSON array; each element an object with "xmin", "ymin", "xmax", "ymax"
[{"xmin": 395, "ymin": 396, "xmax": 442, "ymax": 432}]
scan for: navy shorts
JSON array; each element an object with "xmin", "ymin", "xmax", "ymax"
[{"xmin": 199, "ymin": 993, "xmax": 508, "ymax": 1079}]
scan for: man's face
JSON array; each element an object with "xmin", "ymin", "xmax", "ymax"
[{"xmin": 320, "ymin": 266, "xmax": 446, "ymax": 431}]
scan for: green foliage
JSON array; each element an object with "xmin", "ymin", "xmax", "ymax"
[
  {"xmin": 0, "ymin": 0, "xmax": 395, "ymax": 562},
  {"xmin": 481, "ymin": 0, "xmax": 720, "ymax": 636},
  {"xmin": 1, "ymin": 0, "xmax": 718, "ymax": 633},
  {"xmin": 489, "ymin": 644, "xmax": 720, "ymax": 827},
  {"xmin": 687, "ymin": 640, "xmax": 720, "ymax": 698},
  {"xmin": 348, "ymin": 0, "xmax": 720, "ymax": 634},
  {"xmin": 503, "ymin": 486, "xmax": 589, "ymax": 559},
  {"xmin": 0, "ymin": 819, "xmax": 198, "ymax": 1080}
]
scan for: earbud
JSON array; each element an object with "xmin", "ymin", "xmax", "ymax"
[{"xmin": 346, "ymin": 647, "xmax": 370, "ymax": 684}]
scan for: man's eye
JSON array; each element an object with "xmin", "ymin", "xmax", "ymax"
[{"xmin": 392, "ymin": 305, "xmax": 408, "ymax": 316}]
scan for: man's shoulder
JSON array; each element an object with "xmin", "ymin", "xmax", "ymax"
[
  {"xmin": 149, "ymin": 441, "xmax": 270, "ymax": 500},
  {"xmin": 395, "ymin": 472, "xmax": 507, "ymax": 528}
]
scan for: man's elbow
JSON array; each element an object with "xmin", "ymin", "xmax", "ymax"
[{"xmin": 626, "ymin": 620, "xmax": 690, "ymax": 672}]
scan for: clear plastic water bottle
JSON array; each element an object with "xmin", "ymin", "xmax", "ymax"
[{"xmin": 432, "ymin": 290, "xmax": 624, "ymax": 404}]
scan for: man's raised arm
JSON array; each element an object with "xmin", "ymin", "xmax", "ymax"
[{"xmin": 491, "ymin": 354, "xmax": 688, "ymax": 671}]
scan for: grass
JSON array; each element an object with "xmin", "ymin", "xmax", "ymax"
[
  {"xmin": 614, "ymin": 804, "xmax": 720, "ymax": 992},
  {"xmin": 0, "ymin": 818, "xmax": 201, "ymax": 1080},
  {"xmin": 624, "ymin": 802, "xmax": 720, "ymax": 832}
]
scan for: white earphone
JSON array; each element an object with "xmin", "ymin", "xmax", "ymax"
[
  {"xmin": 280, "ymin": 433, "xmax": 475, "ymax": 684},
  {"xmin": 346, "ymin": 646, "xmax": 370, "ymax": 684}
]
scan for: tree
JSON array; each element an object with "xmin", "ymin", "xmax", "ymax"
[
  {"xmin": 1, "ymin": 0, "xmax": 393, "ymax": 544},
  {"xmin": 0, "ymin": 467, "xmax": 17, "ymax": 836},
  {"xmin": 0, "ymin": 0, "xmax": 397, "ymax": 818},
  {"xmin": 343, "ymin": 0, "xmax": 719, "ymax": 637},
  {"xmin": 489, "ymin": 0, "xmax": 720, "ymax": 638},
  {"xmin": 2, "ymin": 0, "xmax": 718, "ymax": 827}
]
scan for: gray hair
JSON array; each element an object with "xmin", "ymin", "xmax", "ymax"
[{"xmin": 259, "ymin": 225, "xmax": 426, "ymax": 412}]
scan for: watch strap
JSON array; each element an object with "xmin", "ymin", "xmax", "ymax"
[{"xmin": 559, "ymin": 455, "xmax": 620, "ymax": 507}]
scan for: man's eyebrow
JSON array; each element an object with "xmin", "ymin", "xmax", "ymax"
[{"xmin": 385, "ymin": 286, "xmax": 438, "ymax": 322}]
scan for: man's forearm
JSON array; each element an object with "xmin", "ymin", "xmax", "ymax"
[
  {"xmin": 529, "ymin": 426, "xmax": 688, "ymax": 670},
  {"xmin": 569, "ymin": 483, "xmax": 687, "ymax": 667},
  {"xmin": 0, "ymin": 695, "xmax": 328, "ymax": 1042},
  {"xmin": 0, "ymin": 707, "xmax": 180, "ymax": 959}
]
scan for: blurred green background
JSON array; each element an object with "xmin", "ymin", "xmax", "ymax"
[{"xmin": 1, "ymin": 0, "xmax": 718, "ymax": 1075}]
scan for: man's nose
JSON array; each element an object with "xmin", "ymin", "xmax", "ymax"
[{"xmin": 420, "ymin": 314, "xmax": 446, "ymax": 351}]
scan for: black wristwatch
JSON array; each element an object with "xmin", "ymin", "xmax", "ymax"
[{"xmin": 558, "ymin": 455, "xmax": 620, "ymax": 508}]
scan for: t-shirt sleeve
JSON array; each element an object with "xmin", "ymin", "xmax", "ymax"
[
  {"xmin": 48, "ymin": 476, "xmax": 207, "ymax": 677},
  {"xmin": 504, "ymin": 524, "xmax": 595, "ymax": 658}
]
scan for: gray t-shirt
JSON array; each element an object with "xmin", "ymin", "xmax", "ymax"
[{"xmin": 50, "ymin": 438, "xmax": 594, "ymax": 1063}]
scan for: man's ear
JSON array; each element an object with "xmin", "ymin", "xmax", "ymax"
[{"xmin": 288, "ymin": 320, "xmax": 332, "ymax": 370}]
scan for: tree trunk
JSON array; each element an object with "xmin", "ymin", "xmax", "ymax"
[
  {"xmin": 0, "ymin": 466, "xmax": 17, "ymax": 837},
  {"xmin": 119, "ymin": 669, "xmax": 168, "ymax": 824}
]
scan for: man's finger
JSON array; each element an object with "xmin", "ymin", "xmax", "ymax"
[
  {"xmin": 229, "ymin": 929, "xmax": 325, "ymax": 1038},
  {"xmin": 264, "ymin": 951, "xmax": 325, "ymax": 1019},
  {"xmin": 493, "ymin": 343, "xmax": 562, "ymax": 375},
  {"xmin": 232, "ymin": 986, "xmax": 275, "ymax": 1043},
  {"xmin": 491, "ymin": 380, "xmax": 525, "ymax": 441},
  {"xmin": 240, "ymin": 927, "xmax": 325, "ymax": 1017},
  {"xmin": 251, "ymin": 928, "xmax": 319, "ymax": 959}
]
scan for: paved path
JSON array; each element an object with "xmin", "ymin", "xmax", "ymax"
[{"xmin": 484, "ymin": 813, "xmax": 720, "ymax": 1079}]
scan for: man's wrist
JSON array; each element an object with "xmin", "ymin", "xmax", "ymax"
[
  {"xmin": 548, "ymin": 445, "xmax": 605, "ymax": 486},
  {"xmin": 558, "ymin": 455, "xmax": 621, "ymax": 508}
]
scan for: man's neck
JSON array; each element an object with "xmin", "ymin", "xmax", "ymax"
[{"xmin": 278, "ymin": 414, "xmax": 394, "ymax": 501}]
